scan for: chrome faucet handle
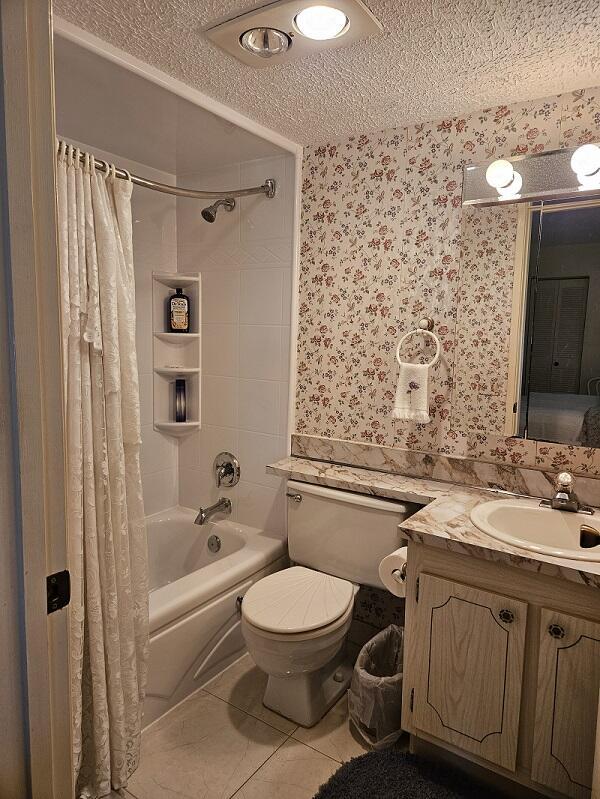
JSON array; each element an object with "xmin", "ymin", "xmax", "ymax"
[
  {"xmin": 540, "ymin": 471, "xmax": 594, "ymax": 514},
  {"xmin": 216, "ymin": 464, "xmax": 231, "ymax": 487},
  {"xmin": 555, "ymin": 472, "xmax": 574, "ymax": 491},
  {"xmin": 214, "ymin": 452, "xmax": 240, "ymax": 488}
]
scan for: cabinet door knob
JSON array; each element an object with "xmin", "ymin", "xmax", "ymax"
[
  {"xmin": 548, "ymin": 623, "xmax": 566, "ymax": 639},
  {"xmin": 499, "ymin": 609, "xmax": 515, "ymax": 624},
  {"xmin": 286, "ymin": 492, "xmax": 302, "ymax": 503}
]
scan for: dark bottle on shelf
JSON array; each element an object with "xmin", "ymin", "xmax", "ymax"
[
  {"xmin": 175, "ymin": 379, "xmax": 187, "ymax": 423},
  {"xmin": 168, "ymin": 287, "xmax": 190, "ymax": 333}
]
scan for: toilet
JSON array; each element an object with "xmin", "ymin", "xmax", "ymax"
[{"xmin": 241, "ymin": 480, "xmax": 416, "ymax": 727}]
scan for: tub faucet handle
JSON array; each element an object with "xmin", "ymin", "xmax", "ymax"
[{"xmin": 214, "ymin": 452, "xmax": 240, "ymax": 488}]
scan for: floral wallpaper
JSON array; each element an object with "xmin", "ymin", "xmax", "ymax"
[
  {"xmin": 453, "ymin": 204, "xmax": 519, "ymax": 438},
  {"xmin": 295, "ymin": 87, "xmax": 600, "ymax": 477}
]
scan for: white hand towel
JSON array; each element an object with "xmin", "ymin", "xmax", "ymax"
[{"xmin": 392, "ymin": 362, "xmax": 432, "ymax": 423}]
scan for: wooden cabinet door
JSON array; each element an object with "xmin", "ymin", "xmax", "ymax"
[
  {"xmin": 532, "ymin": 609, "xmax": 600, "ymax": 798},
  {"xmin": 411, "ymin": 574, "xmax": 527, "ymax": 771}
]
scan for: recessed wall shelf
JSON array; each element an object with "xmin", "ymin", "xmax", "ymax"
[
  {"xmin": 152, "ymin": 272, "xmax": 201, "ymax": 438},
  {"xmin": 153, "ymin": 332, "xmax": 200, "ymax": 344},
  {"xmin": 154, "ymin": 421, "xmax": 200, "ymax": 437},
  {"xmin": 154, "ymin": 366, "xmax": 200, "ymax": 377},
  {"xmin": 153, "ymin": 272, "xmax": 200, "ymax": 289}
]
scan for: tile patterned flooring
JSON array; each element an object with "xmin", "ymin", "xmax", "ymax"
[{"xmin": 124, "ymin": 653, "xmax": 369, "ymax": 799}]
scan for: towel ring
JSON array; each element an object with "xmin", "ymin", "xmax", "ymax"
[{"xmin": 396, "ymin": 329, "xmax": 441, "ymax": 368}]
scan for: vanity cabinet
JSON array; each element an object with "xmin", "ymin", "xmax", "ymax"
[
  {"xmin": 532, "ymin": 610, "xmax": 600, "ymax": 798},
  {"xmin": 402, "ymin": 543, "xmax": 600, "ymax": 798},
  {"xmin": 410, "ymin": 574, "xmax": 526, "ymax": 771}
]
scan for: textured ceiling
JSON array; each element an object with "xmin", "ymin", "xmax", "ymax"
[{"xmin": 53, "ymin": 0, "xmax": 600, "ymax": 144}]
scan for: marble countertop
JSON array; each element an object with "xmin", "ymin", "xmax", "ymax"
[{"xmin": 267, "ymin": 456, "xmax": 600, "ymax": 589}]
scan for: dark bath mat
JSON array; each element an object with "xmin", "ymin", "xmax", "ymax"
[{"xmin": 313, "ymin": 749, "xmax": 506, "ymax": 799}]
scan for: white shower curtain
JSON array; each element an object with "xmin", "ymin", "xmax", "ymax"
[{"xmin": 56, "ymin": 143, "xmax": 149, "ymax": 798}]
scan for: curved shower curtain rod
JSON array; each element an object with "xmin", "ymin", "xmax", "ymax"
[{"xmin": 62, "ymin": 144, "xmax": 276, "ymax": 201}]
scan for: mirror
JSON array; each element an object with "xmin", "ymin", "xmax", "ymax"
[
  {"xmin": 519, "ymin": 199, "xmax": 600, "ymax": 446},
  {"xmin": 455, "ymin": 145, "xmax": 600, "ymax": 447}
]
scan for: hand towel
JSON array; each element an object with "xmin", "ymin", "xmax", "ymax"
[{"xmin": 392, "ymin": 362, "xmax": 432, "ymax": 423}]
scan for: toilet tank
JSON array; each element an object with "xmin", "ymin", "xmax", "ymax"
[{"xmin": 286, "ymin": 480, "xmax": 420, "ymax": 588}]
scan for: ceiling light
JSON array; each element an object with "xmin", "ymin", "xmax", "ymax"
[
  {"xmin": 206, "ymin": 0, "xmax": 382, "ymax": 69},
  {"xmin": 240, "ymin": 27, "xmax": 290, "ymax": 58},
  {"xmin": 294, "ymin": 5, "xmax": 349, "ymax": 40},
  {"xmin": 570, "ymin": 143, "xmax": 600, "ymax": 190},
  {"xmin": 485, "ymin": 158, "xmax": 522, "ymax": 200}
]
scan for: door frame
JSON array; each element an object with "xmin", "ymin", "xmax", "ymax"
[{"xmin": 1, "ymin": 0, "xmax": 72, "ymax": 796}]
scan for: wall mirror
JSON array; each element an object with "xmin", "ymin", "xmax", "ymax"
[
  {"xmin": 456, "ymin": 144, "xmax": 600, "ymax": 446},
  {"xmin": 518, "ymin": 198, "xmax": 600, "ymax": 445}
]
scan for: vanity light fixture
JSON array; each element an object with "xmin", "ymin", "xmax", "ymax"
[
  {"xmin": 485, "ymin": 158, "xmax": 523, "ymax": 200},
  {"xmin": 294, "ymin": 5, "xmax": 349, "ymax": 40},
  {"xmin": 570, "ymin": 143, "xmax": 600, "ymax": 190}
]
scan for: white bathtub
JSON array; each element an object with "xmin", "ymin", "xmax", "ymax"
[{"xmin": 144, "ymin": 506, "xmax": 287, "ymax": 726}]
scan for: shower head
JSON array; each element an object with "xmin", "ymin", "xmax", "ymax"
[{"xmin": 201, "ymin": 198, "xmax": 236, "ymax": 223}]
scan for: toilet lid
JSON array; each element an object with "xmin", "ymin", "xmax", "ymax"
[{"xmin": 242, "ymin": 566, "xmax": 354, "ymax": 634}]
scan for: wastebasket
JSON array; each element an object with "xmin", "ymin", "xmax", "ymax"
[{"xmin": 348, "ymin": 624, "xmax": 404, "ymax": 749}]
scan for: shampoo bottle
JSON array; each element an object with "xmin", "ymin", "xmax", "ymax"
[{"xmin": 168, "ymin": 287, "xmax": 190, "ymax": 333}]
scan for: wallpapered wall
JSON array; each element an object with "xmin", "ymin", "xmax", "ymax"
[{"xmin": 295, "ymin": 86, "xmax": 600, "ymax": 477}]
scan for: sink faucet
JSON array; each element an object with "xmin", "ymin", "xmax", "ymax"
[
  {"xmin": 195, "ymin": 497, "xmax": 232, "ymax": 526},
  {"xmin": 540, "ymin": 472, "xmax": 594, "ymax": 515}
]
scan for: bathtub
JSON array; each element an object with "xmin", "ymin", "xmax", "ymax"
[{"xmin": 143, "ymin": 506, "xmax": 287, "ymax": 726}]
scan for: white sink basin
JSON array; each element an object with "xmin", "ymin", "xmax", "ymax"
[{"xmin": 470, "ymin": 498, "xmax": 600, "ymax": 561}]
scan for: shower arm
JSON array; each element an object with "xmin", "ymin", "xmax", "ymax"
[{"xmin": 66, "ymin": 148, "xmax": 276, "ymax": 201}]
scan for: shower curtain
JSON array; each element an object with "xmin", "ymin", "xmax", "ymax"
[{"xmin": 56, "ymin": 143, "xmax": 149, "ymax": 798}]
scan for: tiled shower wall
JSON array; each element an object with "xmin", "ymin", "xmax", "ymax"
[
  {"xmin": 177, "ymin": 154, "xmax": 295, "ymax": 534},
  {"xmin": 296, "ymin": 86, "xmax": 600, "ymax": 477},
  {"xmin": 131, "ymin": 158, "xmax": 180, "ymax": 515}
]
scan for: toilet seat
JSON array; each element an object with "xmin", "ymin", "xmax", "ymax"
[
  {"xmin": 242, "ymin": 600, "xmax": 355, "ymax": 643},
  {"xmin": 241, "ymin": 566, "xmax": 355, "ymax": 635}
]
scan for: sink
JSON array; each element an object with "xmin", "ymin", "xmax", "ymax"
[{"xmin": 470, "ymin": 498, "xmax": 600, "ymax": 561}]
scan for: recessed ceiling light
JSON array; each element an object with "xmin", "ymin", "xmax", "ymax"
[
  {"xmin": 294, "ymin": 5, "xmax": 350, "ymax": 40},
  {"xmin": 240, "ymin": 27, "xmax": 291, "ymax": 58}
]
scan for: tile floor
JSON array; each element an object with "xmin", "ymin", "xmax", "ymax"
[{"xmin": 124, "ymin": 653, "xmax": 370, "ymax": 799}]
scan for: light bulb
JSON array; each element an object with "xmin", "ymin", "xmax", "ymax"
[
  {"xmin": 294, "ymin": 5, "xmax": 349, "ymax": 40},
  {"xmin": 485, "ymin": 159, "xmax": 514, "ymax": 190},
  {"xmin": 497, "ymin": 170, "xmax": 522, "ymax": 200},
  {"xmin": 577, "ymin": 170, "xmax": 600, "ymax": 190},
  {"xmin": 570, "ymin": 144, "xmax": 600, "ymax": 178},
  {"xmin": 240, "ymin": 27, "xmax": 290, "ymax": 58},
  {"xmin": 571, "ymin": 143, "xmax": 600, "ymax": 190}
]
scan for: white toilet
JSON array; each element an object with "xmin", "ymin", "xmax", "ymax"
[{"xmin": 241, "ymin": 480, "xmax": 416, "ymax": 727}]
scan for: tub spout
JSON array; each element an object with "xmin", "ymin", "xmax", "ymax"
[{"xmin": 195, "ymin": 497, "xmax": 232, "ymax": 526}]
